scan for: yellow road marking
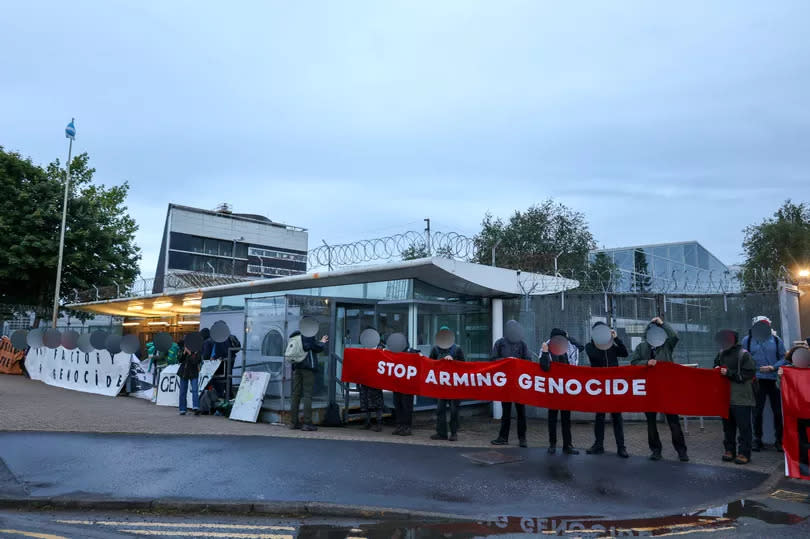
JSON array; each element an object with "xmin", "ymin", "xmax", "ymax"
[
  {"xmin": 655, "ymin": 527, "xmax": 736, "ymax": 537},
  {"xmin": 55, "ymin": 521, "xmax": 295, "ymax": 531},
  {"xmin": 0, "ymin": 530, "xmax": 69, "ymax": 539},
  {"xmin": 771, "ymin": 489, "xmax": 810, "ymax": 502},
  {"xmin": 119, "ymin": 531, "xmax": 293, "ymax": 539}
]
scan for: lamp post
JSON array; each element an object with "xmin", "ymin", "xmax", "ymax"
[
  {"xmin": 231, "ymin": 236, "xmax": 244, "ymax": 276},
  {"xmin": 52, "ymin": 119, "xmax": 76, "ymax": 328}
]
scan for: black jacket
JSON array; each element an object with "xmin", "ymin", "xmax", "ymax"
[
  {"xmin": 585, "ymin": 338, "xmax": 629, "ymax": 368},
  {"xmin": 291, "ymin": 332, "xmax": 325, "ymax": 371},
  {"xmin": 491, "ymin": 338, "xmax": 530, "ymax": 361},
  {"xmin": 177, "ymin": 350, "xmax": 202, "ymax": 380},
  {"xmin": 429, "ymin": 344, "xmax": 465, "ymax": 361}
]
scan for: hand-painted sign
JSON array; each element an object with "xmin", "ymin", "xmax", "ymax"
[
  {"xmin": 343, "ymin": 348, "xmax": 731, "ymax": 417},
  {"xmin": 229, "ymin": 371, "xmax": 271, "ymax": 423},
  {"xmin": 155, "ymin": 360, "xmax": 221, "ymax": 407},
  {"xmin": 0, "ymin": 337, "xmax": 25, "ymax": 375},
  {"xmin": 24, "ymin": 346, "xmax": 130, "ymax": 396}
]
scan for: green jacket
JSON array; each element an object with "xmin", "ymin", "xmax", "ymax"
[
  {"xmin": 630, "ymin": 322, "xmax": 679, "ymax": 365},
  {"xmin": 714, "ymin": 344, "xmax": 756, "ymax": 407}
]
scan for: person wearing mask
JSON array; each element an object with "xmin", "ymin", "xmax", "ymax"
[
  {"xmin": 289, "ymin": 330, "xmax": 328, "ymax": 432},
  {"xmin": 392, "ymin": 338, "xmax": 421, "ymax": 437},
  {"xmin": 630, "ymin": 316, "xmax": 689, "ymax": 462},
  {"xmin": 360, "ymin": 346, "xmax": 385, "ymax": 432},
  {"xmin": 741, "ymin": 316, "xmax": 786, "ymax": 452},
  {"xmin": 542, "ymin": 328, "xmax": 580, "ymax": 455},
  {"xmin": 177, "ymin": 341, "xmax": 202, "ymax": 416},
  {"xmin": 713, "ymin": 330, "xmax": 756, "ymax": 465},
  {"xmin": 429, "ymin": 327, "xmax": 465, "ymax": 442},
  {"xmin": 777, "ymin": 344, "xmax": 810, "ymax": 390},
  {"xmin": 585, "ymin": 322, "xmax": 630, "ymax": 458},
  {"xmin": 491, "ymin": 320, "xmax": 532, "ymax": 448}
]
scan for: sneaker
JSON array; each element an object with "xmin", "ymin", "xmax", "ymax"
[
  {"xmin": 302, "ymin": 424, "xmax": 318, "ymax": 432},
  {"xmin": 586, "ymin": 445, "xmax": 605, "ymax": 455},
  {"xmin": 734, "ymin": 455, "xmax": 750, "ymax": 465},
  {"xmin": 193, "ymin": 410, "xmax": 200, "ymax": 416},
  {"xmin": 519, "ymin": 439, "xmax": 528, "ymax": 448},
  {"xmin": 448, "ymin": 434, "xmax": 458, "ymax": 442},
  {"xmin": 752, "ymin": 439, "xmax": 763, "ymax": 452},
  {"xmin": 431, "ymin": 433, "xmax": 448, "ymax": 441},
  {"xmin": 563, "ymin": 446, "xmax": 580, "ymax": 455},
  {"xmin": 649, "ymin": 451, "xmax": 662, "ymax": 461},
  {"xmin": 179, "ymin": 411, "xmax": 186, "ymax": 416},
  {"xmin": 722, "ymin": 451, "xmax": 735, "ymax": 462},
  {"xmin": 289, "ymin": 423, "xmax": 302, "ymax": 430},
  {"xmin": 678, "ymin": 453, "xmax": 690, "ymax": 462},
  {"xmin": 491, "ymin": 438, "xmax": 508, "ymax": 446},
  {"xmin": 547, "ymin": 447, "xmax": 556, "ymax": 455},
  {"xmin": 617, "ymin": 447, "xmax": 629, "ymax": 459}
]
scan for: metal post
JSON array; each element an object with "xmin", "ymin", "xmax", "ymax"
[
  {"xmin": 52, "ymin": 126, "xmax": 73, "ymax": 328},
  {"xmin": 322, "ymin": 239, "xmax": 332, "ymax": 271},
  {"xmin": 231, "ymin": 236, "xmax": 244, "ymax": 276},
  {"xmin": 491, "ymin": 238, "xmax": 503, "ymax": 267},
  {"xmin": 424, "ymin": 218, "xmax": 431, "ymax": 256}
]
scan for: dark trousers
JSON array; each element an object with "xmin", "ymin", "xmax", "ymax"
[
  {"xmin": 594, "ymin": 412, "xmax": 625, "ymax": 450},
  {"xmin": 290, "ymin": 369, "xmax": 315, "ymax": 426},
  {"xmin": 436, "ymin": 399, "xmax": 459, "ymax": 437},
  {"xmin": 394, "ymin": 392, "xmax": 414, "ymax": 427},
  {"xmin": 723, "ymin": 405, "xmax": 754, "ymax": 458},
  {"xmin": 754, "ymin": 379, "xmax": 782, "ymax": 444},
  {"xmin": 498, "ymin": 402, "xmax": 527, "ymax": 441},
  {"xmin": 548, "ymin": 409, "xmax": 573, "ymax": 448},
  {"xmin": 645, "ymin": 412, "xmax": 687, "ymax": 456}
]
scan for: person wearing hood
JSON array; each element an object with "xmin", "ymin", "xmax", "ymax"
[
  {"xmin": 585, "ymin": 322, "xmax": 630, "ymax": 458},
  {"xmin": 714, "ymin": 330, "xmax": 756, "ymax": 465},
  {"xmin": 429, "ymin": 327, "xmax": 465, "ymax": 442},
  {"xmin": 541, "ymin": 328, "xmax": 580, "ymax": 455},
  {"xmin": 288, "ymin": 330, "xmax": 328, "ymax": 432},
  {"xmin": 630, "ymin": 317, "xmax": 689, "ymax": 462},
  {"xmin": 491, "ymin": 320, "xmax": 533, "ymax": 448},
  {"xmin": 741, "ymin": 316, "xmax": 786, "ymax": 452}
]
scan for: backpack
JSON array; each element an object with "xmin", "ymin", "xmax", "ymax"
[
  {"xmin": 199, "ymin": 388, "xmax": 218, "ymax": 415},
  {"xmin": 285, "ymin": 334, "xmax": 308, "ymax": 363}
]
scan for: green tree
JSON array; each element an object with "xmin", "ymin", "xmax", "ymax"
[
  {"xmin": 741, "ymin": 200, "xmax": 810, "ymax": 289},
  {"xmin": 401, "ymin": 243, "xmax": 453, "ymax": 260},
  {"xmin": 0, "ymin": 148, "xmax": 140, "ymax": 321},
  {"xmin": 473, "ymin": 199, "xmax": 595, "ymax": 274},
  {"xmin": 584, "ymin": 251, "xmax": 620, "ymax": 291},
  {"xmin": 633, "ymin": 249, "xmax": 652, "ymax": 292}
]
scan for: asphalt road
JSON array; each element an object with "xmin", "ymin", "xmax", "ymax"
[{"xmin": 0, "ymin": 431, "xmax": 772, "ymax": 520}]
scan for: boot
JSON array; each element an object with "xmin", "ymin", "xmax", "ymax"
[
  {"xmin": 617, "ymin": 447, "xmax": 629, "ymax": 459},
  {"xmin": 586, "ymin": 444, "xmax": 605, "ymax": 455},
  {"xmin": 722, "ymin": 451, "xmax": 735, "ymax": 462}
]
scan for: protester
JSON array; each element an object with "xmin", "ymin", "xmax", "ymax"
[
  {"xmin": 392, "ymin": 338, "xmax": 421, "ymax": 437},
  {"xmin": 360, "ymin": 349, "xmax": 385, "ymax": 432},
  {"xmin": 542, "ymin": 328, "xmax": 579, "ymax": 455},
  {"xmin": 491, "ymin": 320, "xmax": 532, "ymax": 448},
  {"xmin": 741, "ymin": 316, "xmax": 786, "ymax": 452},
  {"xmin": 777, "ymin": 344, "xmax": 810, "ymax": 390},
  {"xmin": 429, "ymin": 327, "xmax": 465, "ymax": 442},
  {"xmin": 713, "ymin": 330, "xmax": 756, "ymax": 465},
  {"xmin": 289, "ymin": 330, "xmax": 328, "ymax": 432},
  {"xmin": 585, "ymin": 322, "xmax": 630, "ymax": 458},
  {"xmin": 177, "ymin": 340, "xmax": 202, "ymax": 416},
  {"xmin": 630, "ymin": 317, "xmax": 689, "ymax": 462}
]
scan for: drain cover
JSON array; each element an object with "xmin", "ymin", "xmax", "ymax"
[{"xmin": 461, "ymin": 450, "xmax": 526, "ymax": 465}]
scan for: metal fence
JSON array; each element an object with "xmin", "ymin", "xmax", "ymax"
[
  {"xmin": 72, "ymin": 271, "xmax": 253, "ymax": 303},
  {"xmin": 504, "ymin": 290, "xmax": 790, "ymax": 369}
]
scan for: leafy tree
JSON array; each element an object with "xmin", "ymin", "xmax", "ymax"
[
  {"xmin": 633, "ymin": 249, "xmax": 652, "ymax": 292},
  {"xmin": 401, "ymin": 243, "xmax": 453, "ymax": 260},
  {"xmin": 0, "ymin": 147, "xmax": 140, "ymax": 321},
  {"xmin": 741, "ymin": 200, "xmax": 810, "ymax": 288},
  {"xmin": 473, "ymin": 199, "xmax": 595, "ymax": 274},
  {"xmin": 584, "ymin": 251, "xmax": 620, "ymax": 291}
]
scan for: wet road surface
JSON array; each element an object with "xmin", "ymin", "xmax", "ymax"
[{"xmin": 0, "ymin": 431, "xmax": 771, "ymax": 519}]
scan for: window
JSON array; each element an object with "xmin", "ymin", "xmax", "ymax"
[
  {"xmin": 168, "ymin": 251, "xmax": 193, "ymax": 271},
  {"xmin": 261, "ymin": 330, "xmax": 285, "ymax": 357},
  {"xmin": 684, "ymin": 243, "xmax": 698, "ymax": 267}
]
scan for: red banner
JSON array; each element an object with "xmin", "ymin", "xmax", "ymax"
[
  {"xmin": 781, "ymin": 368, "xmax": 810, "ymax": 480},
  {"xmin": 342, "ymin": 348, "xmax": 730, "ymax": 417}
]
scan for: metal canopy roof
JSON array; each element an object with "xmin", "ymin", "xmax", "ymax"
[{"xmin": 66, "ymin": 257, "xmax": 579, "ymax": 317}]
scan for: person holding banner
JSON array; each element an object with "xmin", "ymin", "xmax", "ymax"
[
  {"xmin": 585, "ymin": 322, "xmax": 630, "ymax": 458},
  {"xmin": 713, "ymin": 330, "xmax": 756, "ymax": 465},
  {"xmin": 491, "ymin": 320, "xmax": 532, "ymax": 448},
  {"xmin": 543, "ymin": 328, "xmax": 580, "ymax": 455},
  {"xmin": 631, "ymin": 317, "xmax": 689, "ymax": 462},
  {"xmin": 741, "ymin": 316, "xmax": 786, "ymax": 452},
  {"xmin": 429, "ymin": 327, "xmax": 465, "ymax": 442}
]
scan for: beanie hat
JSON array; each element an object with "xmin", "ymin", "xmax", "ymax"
[{"xmin": 550, "ymin": 328, "xmax": 567, "ymax": 339}]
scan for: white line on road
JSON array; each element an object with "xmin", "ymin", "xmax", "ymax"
[
  {"xmin": 0, "ymin": 530, "xmax": 69, "ymax": 539},
  {"xmin": 55, "ymin": 521, "xmax": 295, "ymax": 531},
  {"xmin": 118, "ymin": 531, "xmax": 294, "ymax": 539}
]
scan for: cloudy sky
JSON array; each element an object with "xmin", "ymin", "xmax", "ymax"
[{"xmin": 3, "ymin": 1, "xmax": 809, "ymax": 275}]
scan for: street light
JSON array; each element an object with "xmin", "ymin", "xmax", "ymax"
[
  {"xmin": 231, "ymin": 236, "xmax": 244, "ymax": 276},
  {"xmin": 799, "ymin": 269, "xmax": 810, "ymax": 278},
  {"xmin": 52, "ymin": 118, "xmax": 76, "ymax": 328}
]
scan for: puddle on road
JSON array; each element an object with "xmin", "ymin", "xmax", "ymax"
[{"xmin": 292, "ymin": 499, "xmax": 808, "ymax": 537}]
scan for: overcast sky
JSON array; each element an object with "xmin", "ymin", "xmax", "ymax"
[{"xmin": 3, "ymin": 1, "xmax": 809, "ymax": 275}]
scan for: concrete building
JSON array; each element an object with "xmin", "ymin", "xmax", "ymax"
[{"xmin": 154, "ymin": 204, "xmax": 308, "ymax": 292}]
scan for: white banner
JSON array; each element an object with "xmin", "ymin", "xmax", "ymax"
[
  {"xmin": 129, "ymin": 357, "xmax": 156, "ymax": 401},
  {"xmin": 229, "ymin": 371, "xmax": 271, "ymax": 423},
  {"xmin": 24, "ymin": 346, "xmax": 131, "ymax": 397},
  {"xmin": 155, "ymin": 360, "xmax": 221, "ymax": 407}
]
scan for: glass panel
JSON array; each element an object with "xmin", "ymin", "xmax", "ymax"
[
  {"xmin": 697, "ymin": 246, "xmax": 709, "ymax": 269},
  {"xmin": 653, "ymin": 246, "xmax": 668, "ymax": 260},
  {"xmin": 668, "ymin": 244, "xmax": 684, "ymax": 262},
  {"xmin": 613, "ymin": 250, "xmax": 633, "ymax": 271},
  {"xmin": 204, "ymin": 238, "xmax": 219, "ymax": 256},
  {"xmin": 220, "ymin": 240, "xmax": 233, "ymax": 258},
  {"xmin": 684, "ymin": 243, "xmax": 698, "ymax": 267},
  {"xmin": 235, "ymin": 242, "xmax": 249, "ymax": 259},
  {"xmin": 168, "ymin": 251, "xmax": 193, "ymax": 271}
]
